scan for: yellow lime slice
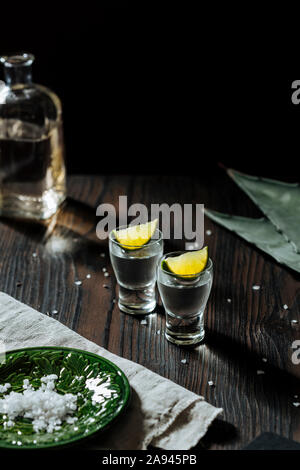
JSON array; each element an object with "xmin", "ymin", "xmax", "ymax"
[
  {"xmin": 113, "ymin": 219, "xmax": 158, "ymax": 250},
  {"xmin": 164, "ymin": 247, "xmax": 208, "ymax": 277}
]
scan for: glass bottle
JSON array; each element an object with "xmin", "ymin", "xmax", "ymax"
[{"xmin": 0, "ymin": 53, "xmax": 66, "ymax": 220}]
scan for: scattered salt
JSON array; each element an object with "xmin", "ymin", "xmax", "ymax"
[
  {"xmin": 102, "ymin": 267, "xmax": 107, "ymax": 272},
  {"xmin": 74, "ymin": 281, "xmax": 82, "ymax": 286},
  {"xmin": 262, "ymin": 358, "xmax": 267, "ymax": 363},
  {"xmin": 0, "ymin": 383, "xmax": 11, "ymax": 393},
  {"xmin": 100, "ymin": 253, "xmax": 105, "ymax": 258},
  {"xmin": 23, "ymin": 379, "xmax": 30, "ymax": 389},
  {"xmin": 227, "ymin": 298, "xmax": 232, "ymax": 303},
  {"xmin": 293, "ymin": 402, "xmax": 300, "ymax": 407},
  {"xmin": 86, "ymin": 274, "xmax": 91, "ymax": 279},
  {"xmin": 181, "ymin": 359, "xmax": 187, "ymax": 364},
  {"xmin": 66, "ymin": 416, "xmax": 78, "ymax": 424},
  {"xmin": 156, "ymin": 330, "xmax": 160, "ymax": 335},
  {"xmin": 32, "ymin": 253, "xmax": 37, "ymax": 258},
  {"xmin": 140, "ymin": 319, "xmax": 147, "ymax": 325},
  {"xmin": 104, "ymin": 272, "xmax": 109, "ymax": 278},
  {"xmin": 283, "ymin": 304, "xmax": 289, "ymax": 310},
  {"xmin": 206, "ymin": 230, "xmax": 212, "ymax": 236},
  {"xmin": 52, "ymin": 310, "xmax": 58, "ymax": 315},
  {"xmin": 257, "ymin": 370, "xmax": 265, "ymax": 375},
  {"xmin": 208, "ymin": 381, "xmax": 214, "ymax": 386},
  {"xmin": 103, "ymin": 284, "xmax": 109, "ymax": 289},
  {"xmin": 291, "ymin": 320, "xmax": 298, "ymax": 324},
  {"xmin": 252, "ymin": 285, "xmax": 260, "ymax": 291}
]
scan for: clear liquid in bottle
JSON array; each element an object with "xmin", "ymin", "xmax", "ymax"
[{"xmin": 0, "ymin": 54, "xmax": 66, "ymax": 220}]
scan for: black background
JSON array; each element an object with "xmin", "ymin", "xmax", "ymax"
[{"xmin": 0, "ymin": 4, "xmax": 299, "ymax": 180}]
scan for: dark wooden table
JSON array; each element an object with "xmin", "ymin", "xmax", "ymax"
[{"xmin": 0, "ymin": 174, "xmax": 299, "ymax": 450}]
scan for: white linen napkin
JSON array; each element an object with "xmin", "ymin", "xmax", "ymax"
[{"xmin": 0, "ymin": 292, "xmax": 222, "ymax": 450}]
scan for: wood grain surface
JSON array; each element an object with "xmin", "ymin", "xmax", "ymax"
[{"xmin": 0, "ymin": 174, "xmax": 299, "ymax": 450}]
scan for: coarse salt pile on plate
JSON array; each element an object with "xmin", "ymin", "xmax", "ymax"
[{"xmin": 0, "ymin": 375, "xmax": 78, "ymax": 433}]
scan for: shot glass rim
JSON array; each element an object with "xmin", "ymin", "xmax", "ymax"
[
  {"xmin": 158, "ymin": 251, "xmax": 213, "ymax": 278},
  {"xmin": 109, "ymin": 224, "xmax": 163, "ymax": 249}
]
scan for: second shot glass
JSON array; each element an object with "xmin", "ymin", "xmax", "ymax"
[{"xmin": 157, "ymin": 252, "xmax": 213, "ymax": 345}]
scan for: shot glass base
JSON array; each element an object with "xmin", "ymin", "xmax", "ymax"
[
  {"xmin": 118, "ymin": 299, "xmax": 156, "ymax": 315},
  {"xmin": 165, "ymin": 328, "xmax": 205, "ymax": 346},
  {"xmin": 118, "ymin": 284, "xmax": 156, "ymax": 316},
  {"xmin": 165, "ymin": 310, "xmax": 205, "ymax": 346}
]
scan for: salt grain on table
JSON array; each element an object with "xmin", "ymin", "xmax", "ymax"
[
  {"xmin": 32, "ymin": 253, "xmax": 37, "ymax": 258},
  {"xmin": 257, "ymin": 370, "xmax": 265, "ymax": 375},
  {"xmin": 140, "ymin": 319, "xmax": 147, "ymax": 325},
  {"xmin": 52, "ymin": 310, "xmax": 58, "ymax": 315},
  {"xmin": 156, "ymin": 330, "xmax": 160, "ymax": 335},
  {"xmin": 100, "ymin": 253, "xmax": 105, "ymax": 258},
  {"xmin": 74, "ymin": 281, "xmax": 82, "ymax": 286},
  {"xmin": 102, "ymin": 267, "xmax": 107, "ymax": 272},
  {"xmin": 104, "ymin": 273, "xmax": 109, "ymax": 278},
  {"xmin": 206, "ymin": 230, "xmax": 212, "ymax": 236},
  {"xmin": 181, "ymin": 359, "xmax": 187, "ymax": 364},
  {"xmin": 262, "ymin": 358, "xmax": 267, "ymax": 363},
  {"xmin": 86, "ymin": 274, "xmax": 91, "ymax": 279},
  {"xmin": 252, "ymin": 285, "xmax": 260, "ymax": 291},
  {"xmin": 293, "ymin": 402, "xmax": 300, "ymax": 407},
  {"xmin": 208, "ymin": 381, "xmax": 214, "ymax": 386},
  {"xmin": 291, "ymin": 320, "xmax": 298, "ymax": 324},
  {"xmin": 227, "ymin": 298, "xmax": 232, "ymax": 303},
  {"xmin": 283, "ymin": 304, "xmax": 289, "ymax": 310}
]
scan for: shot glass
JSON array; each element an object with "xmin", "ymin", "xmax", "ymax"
[
  {"xmin": 157, "ymin": 252, "xmax": 213, "ymax": 345},
  {"xmin": 109, "ymin": 226, "xmax": 163, "ymax": 315}
]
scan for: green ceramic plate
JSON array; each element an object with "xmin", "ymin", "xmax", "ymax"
[{"xmin": 0, "ymin": 346, "xmax": 131, "ymax": 449}]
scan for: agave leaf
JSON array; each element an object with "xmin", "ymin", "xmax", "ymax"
[
  {"xmin": 227, "ymin": 169, "xmax": 300, "ymax": 253},
  {"xmin": 205, "ymin": 209, "xmax": 300, "ymax": 273}
]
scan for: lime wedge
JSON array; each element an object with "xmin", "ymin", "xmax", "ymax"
[
  {"xmin": 164, "ymin": 247, "xmax": 208, "ymax": 277},
  {"xmin": 113, "ymin": 219, "xmax": 158, "ymax": 250}
]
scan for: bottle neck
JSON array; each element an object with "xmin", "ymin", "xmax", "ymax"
[
  {"xmin": 1, "ymin": 54, "xmax": 34, "ymax": 86},
  {"xmin": 4, "ymin": 66, "xmax": 32, "ymax": 86}
]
